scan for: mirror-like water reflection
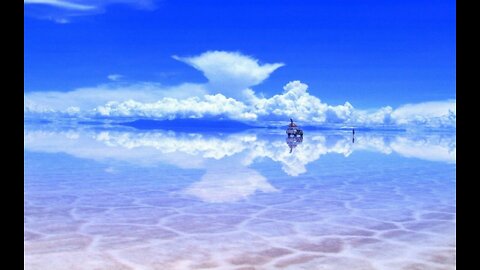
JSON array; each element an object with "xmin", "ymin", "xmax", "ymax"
[
  {"xmin": 24, "ymin": 126, "xmax": 455, "ymax": 172},
  {"xmin": 24, "ymin": 124, "xmax": 456, "ymax": 270}
]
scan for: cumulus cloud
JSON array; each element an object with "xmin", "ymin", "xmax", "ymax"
[
  {"xmin": 90, "ymin": 81, "xmax": 454, "ymax": 128},
  {"xmin": 392, "ymin": 100, "xmax": 456, "ymax": 127},
  {"xmin": 96, "ymin": 94, "xmax": 257, "ymax": 120},
  {"xmin": 24, "ymin": 51, "xmax": 456, "ymax": 128},
  {"xmin": 173, "ymin": 51, "xmax": 284, "ymax": 100}
]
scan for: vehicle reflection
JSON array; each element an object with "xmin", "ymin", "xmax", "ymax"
[{"xmin": 286, "ymin": 136, "xmax": 303, "ymax": 153}]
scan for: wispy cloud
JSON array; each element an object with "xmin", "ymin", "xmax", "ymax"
[
  {"xmin": 25, "ymin": 0, "xmax": 157, "ymax": 22},
  {"xmin": 24, "ymin": 0, "xmax": 96, "ymax": 11},
  {"xmin": 107, "ymin": 74, "xmax": 123, "ymax": 81},
  {"xmin": 24, "ymin": 82, "xmax": 207, "ymax": 115},
  {"xmin": 54, "ymin": 17, "xmax": 71, "ymax": 23},
  {"xmin": 24, "ymin": 51, "xmax": 456, "ymax": 129}
]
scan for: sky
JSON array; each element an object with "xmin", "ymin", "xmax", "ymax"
[{"xmin": 24, "ymin": 0, "xmax": 456, "ymax": 127}]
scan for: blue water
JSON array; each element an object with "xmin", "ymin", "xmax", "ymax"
[{"xmin": 24, "ymin": 123, "xmax": 456, "ymax": 269}]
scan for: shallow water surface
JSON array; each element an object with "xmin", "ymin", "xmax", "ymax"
[{"xmin": 24, "ymin": 124, "xmax": 456, "ymax": 269}]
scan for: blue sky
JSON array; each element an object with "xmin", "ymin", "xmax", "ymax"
[{"xmin": 24, "ymin": 0, "xmax": 456, "ymax": 127}]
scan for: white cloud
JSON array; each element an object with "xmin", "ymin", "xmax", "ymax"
[
  {"xmin": 392, "ymin": 100, "xmax": 456, "ymax": 127},
  {"xmin": 107, "ymin": 74, "xmax": 123, "ymax": 81},
  {"xmin": 95, "ymin": 94, "xmax": 257, "ymax": 120},
  {"xmin": 25, "ymin": 0, "xmax": 157, "ymax": 22},
  {"xmin": 24, "ymin": 0, "xmax": 96, "ymax": 11},
  {"xmin": 24, "ymin": 51, "xmax": 456, "ymax": 128},
  {"xmin": 25, "ymin": 0, "xmax": 156, "ymax": 10},
  {"xmin": 173, "ymin": 51, "xmax": 284, "ymax": 100},
  {"xmin": 24, "ymin": 82, "xmax": 208, "ymax": 115},
  {"xmin": 25, "ymin": 80, "xmax": 456, "ymax": 128}
]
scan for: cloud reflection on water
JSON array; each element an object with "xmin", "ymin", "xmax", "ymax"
[{"xmin": 24, "ymin": 125, "xmax": 455, "ymax": 202}]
